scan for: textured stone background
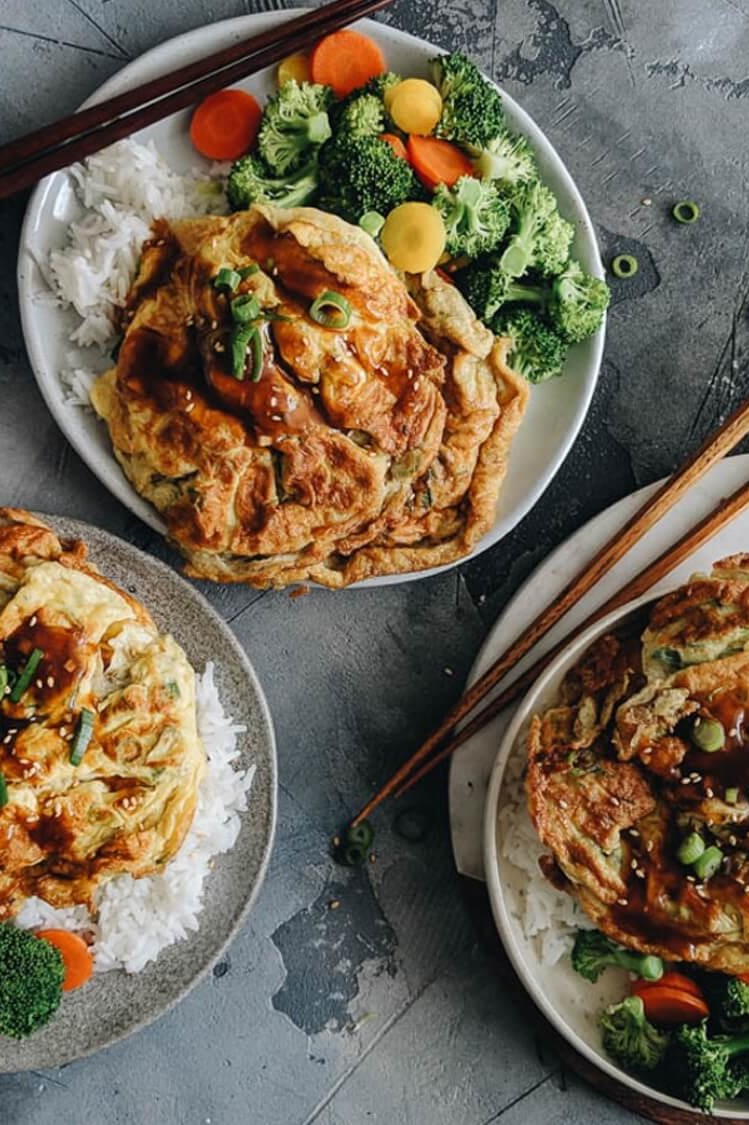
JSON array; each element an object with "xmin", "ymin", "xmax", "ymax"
[{"xmin": 1, "ymin": 1, "xmax": 747, "ymax": 1122}]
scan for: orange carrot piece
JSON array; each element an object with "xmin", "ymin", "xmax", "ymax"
[
  {"xmin": 635, "ymin": 984, "xmax": 709, "ymax": 1026},
  {"xmin": 736, "ymin": 972, "xmax": 749, "ymax": 985},
  {"xmin": 189, "ymin": 89, "xmax": 262, "ymax": 160},
  {"xmin": 406, "ymin": 134, "xmax": 474, "ymax": 191},
  {"xmin": 37, "ymin": 929, "xmax": 94, "ymax": 992},
  {"xmin": 632, "ymin": 972, "xmax": 704, "ymax": 1001},
  {"xmin": 310, "ymin": 29, "xmax": 385, "ymax": 98},
  {"xmin": 380, "ymin": 132, "xmax": 408, "ymax": 161}
]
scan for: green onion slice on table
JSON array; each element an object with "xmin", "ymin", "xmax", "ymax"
[
  {"xmin": 611, "ymin": 254, "xmax": 638, "ymax": 279},
  {"xmin": 309, "ymin": 290, "xmax": 352, "ymax": 330},
  {"xmin": 69, "ymin": 708, "xmax": 95, "ymax": 766},
  {"xmin": 9, "ymin": 648, "xmax": 44, "ymax": 703},
  {"xmin": 672, "ymin": 200, "xmax": 700, "ymax": 224}
]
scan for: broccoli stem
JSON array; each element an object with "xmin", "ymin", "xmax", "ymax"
[{"xmin": 614, "ymin": 950, "xmax": 664, "ymax": 981}]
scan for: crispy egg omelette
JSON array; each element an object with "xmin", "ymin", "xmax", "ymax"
[
  {"xmin": 0, "ymin": 509, "xmax": 204, "ymax": 920},
  {"xmin": 527, "ymin": 556, "xmax": 749, "ymax": 973},
  {"xmin": 90, "ymin": 204, "xmax": 527, "ymax": 588}
]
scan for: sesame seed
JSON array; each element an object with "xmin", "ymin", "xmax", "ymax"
[
  {"xmin": 214, "ymin": 342, "xmax": 225, "ymax": 353},
  {"xmin": 7, "ymin": 729, "xmax": 17, "ymax": 736},
  {"xmin": 413, "ymin": 380, "xmax": 421, "ymax": 391},
  {"xmin": 730, "ymin": 728, "xmax": 738, "ymax": 738},
  {"xmin": 185, "ymin": 390, "xmax": 193, "ymax": 400},
  {"xmin": 270, "ymin": 397, "xmax": 278, "ymax": 407},
  {"xmin": 646, "ymin": 840, "xmax": 654, "ymax": 852},
  {"xmin": 706, "ymin": 787, "xmax": 714, "ymax": 798},
  {"xmin": 211, "ymin": 320, "xmax": 218, "ymax": 330},
  {"xmin": 35, "ymin": 679, "xmax": 43, "ymax": 690},
  {"xmin": 59, "ymin": 728, "xmax": 67, "ymax": 739},
  {"xmin": 7, "ymin": 826, "xmax": 14, "ymax": 840},
  {"xmin": 636, "ymin": 868, "xmax": 646, "ymax": 878},
  {"xmin": 686, "ymin": 875, "xmax": 696, "ymax": 882},
  {"xmin": 641, "ymin": 197, "xmax": 652, "ymax": 206},
  {"xmin": 2, "ymin": 735, "xmax": 11, "ymax": 745},
  {"xmin": 444, "ymin": 667, "xmax": 454, "ymax": 676},
  {"xmin": 690, "ymin": 772, "xmax": 701, "ymax": 781},
  {"xmin": 270, "ymin": 414, "xmax": 283, "ymax": 422},
  {"xmin": 730, "ymin": 835, "xmax": 738, "ymax": 846},
  {"xmin": 629, "ymin": 829, "xmax": 640, "ymax": 837},
  {"xmin": 744, "ymin": 885, "xmax": 749, "ymax": 895},
  {"xmin": 559, "ymin": 799, "xmax": 568, "ymax": 810},
  {"xmin": 329, "ymin": 900, "xmax": 341, "ymax": 910},
  {"xmin": 29, "ymin": 615, "xmax": 37, "ymax": 627},
  {"xmin": 332, "ymin": 835, "xmax": 341, "ymax": 848},
  {"xmin": 610, "ymin": 796, "xmax": 620, "ymax": 806},
  {"xmin": 617, "ymin": 898, "xmax": 629, "ymax": 906},
  {"xmin": 185, "ymin": 403, "xmax": 195, "ymax": 413},
  {"xmin": 46, "ymin": 676, "xmax": 55, "ymax": 689},
  {"xmin": 631, "ymin": 858, "xmax": 638, "ymax": 869}
]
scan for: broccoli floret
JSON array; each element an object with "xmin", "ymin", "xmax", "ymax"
[
  {"xmin": 257, "ymin": 80, "xmax": 333, "ymax": 176},
  {"xmin": 468, "ymin": 129, "xmax": 537, "ymax": 186},
  {"xmin": 599, "ymin": 996, "xmax": 670, "ymax": 1073},
  {"xmin": 337, "ymin": 93, "xmax": 385, "ymax": 138},
  {"xmin": 549, "ymin": 260, "xmax": 610, "ymax": 342},
  {"xmin": 0, "ymin": 924, "xmax": 64, "ymax": 1039},
  {"xmin": 701, "ymin": 973, "xmax": 749, "ymax": 1029},
  {"xmin": 429, "ymin": 52, "xmax": 505, "ymax": 148},
  {"xmin": 570, "ymin": 929, "xmax": 665, "ymax": 983},
  {"xmin": 355, "ymin": 71, "xmax": 402, "ymax": 102},
  {"xmin": 499, "ymin": 181, "xmax": 574, "ymax": 278},
  {"xmin": 493, "ymin": 308, "xmax": 566, "ymax": 383},
  {"xmin": 432, "ymin": 177, "xmax": 510, "ymax": 258},
  {"xmin": 455, "ymin": 260, "xmax": 552, "ymax": 323},
  {"xmin": 661, "ymin": 1021, "xmax": 749, "ymax": 1113},
  {"xmin": 227, "ymin": 154, "xmax": 318, "ymax": 211},
  {"xmin": 317, "ymin": 135, "xmax": 419, "ymax": 224}
]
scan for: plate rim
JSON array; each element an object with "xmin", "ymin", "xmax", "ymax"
[
  {"xmin": 16, "ymin": 8, "xmax": 605, "ymax": 589},
  {"xmin": 0, "ymin": 511, "xmax": 278, "ymax": 1072},
  {"xmin": 481, "ymin": 590, "xmax": 749, "ymax": 1119}
]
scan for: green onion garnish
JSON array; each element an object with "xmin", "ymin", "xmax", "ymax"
[
  {"xmin": 341, "ymin": 843, "xmax": 367, "ymax": 866},
  {"xmin": 611, "ymin": 254, "xmax": 638, "ymax": 279},
  {"xmin": 0, "ymin": 772, "xmax": 7, "ymax": 809},
  {"xmin": 231, "ymin": 325, "xmax": 256, "ymax": 381},
  {"xmin": 231, "ymin": 294, "xmax": 261, "ymax": 325},
  {"xmin": 213, "ymin": 267, "xmax": 242, "ymax": 292},
  {"xmin": 677, "ymin": 831, "xmax": 705, "ymax": 866},
  {"xmin": 359, "ymin": 211, "xmax": 385, "ymax": 238},
  {"xmin": 69, "ymin": 708, "xmax": 95, "ymax": 766},
  {"xmin": 672, "ymin": 200, "xmax": 700, "ymax": 225},
  {"xmin": 239, "ymin": 264, "xmax": 259, "ymax": 279},
  {"xmin": 346, "ymin": 821, "xmax": 374, "ymax": 850},
  {"xmin": 0, "ymin": 667, "xmax": 8, "ymax": 698},
  {"xmin": 249, "ymin": 327, "xmax": 264, "ymax": 382},
  {"xmin": 726, "ymin": 787, "xmax": 740, "ymax": 804},
  {"xmin": 309, "ymin": 290, "xmax": 352, "ymax": 331},
  {"xmin": 9, "ymin": 649, "xmax": 44, "ymax": 703},
  {"xmin": 693, "ymin": 844, "xmax": 723, "ymax": 881}
]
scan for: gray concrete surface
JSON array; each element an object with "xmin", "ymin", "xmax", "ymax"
[{"xmin": 1, "ymin": 1, "xmax": 746, "ymax": 1121}]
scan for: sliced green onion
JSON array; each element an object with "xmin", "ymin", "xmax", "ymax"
[
  {"xmin": 690, "ymin": 716, "xmax": 725, "ymax": 753},
  {"xmin": 213, "ymin": 267, "xmax": 241, "ymax": 292},
  {"xmin": 0, "ymin": 666, "xmax": 8, "ymax": 698},
  {"xmin": 611, "ymin": 254, "xmax": 638, "ymax": 279},
  {"xmin": 677, "ymin": 831, "xmax": 705, "ymax": 866},
  {"xmin": 726, "ymin": 787, "xmax": 740, "ymax": 804},
  {"xmin": 346, "ymin": 821, "xmax": 374, "ymax": 850},
  {"xmin": 0, "ymin": 772, "xmax": 7, "ymax": 809},
  {"xmin": 231, "ymin": 294, "xmax": 261, "ymax": 325},
  {"xmin": 672, "ymin": 200, "xmax": 700, "ymax": 225},
  {"xmin": 69, "ymin": 707, "xmax": 95, "ymax": 766},
  {"xmin": 341, "ymin": 843, "xmax": 367, "ymax": 866},
  {"xmin": 249, "ymin": 327, "xmax": 264, "ymax": 382},
  {"xmin": 239, "ymin": 264, "xmax": 259, "ymax": 279},
  {"xmin": 165, "ymin": 681, "xmax": 181, "ymax": 699},
  {"xmin": 693, "ymin": 844, "xmax": 723, "ymax": 881},
  {"xmin": 309, "ymin": 290, "xmax": 352, "ymax": 331},
  {"xmin": 359, "ymin": 211, "xmax": 385, "ymax": 238},
  {"xmin": 231, "ymin": 324, "xmax": 255, "ymax": 380},
  {"xmin": 9, "ymin": 649, "xmax": 44, "ymax": 703}
]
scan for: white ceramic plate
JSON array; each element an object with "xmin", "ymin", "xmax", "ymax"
[{"xmin": 17, "ymin": 10, "xmax": 605, "ymax": 587}]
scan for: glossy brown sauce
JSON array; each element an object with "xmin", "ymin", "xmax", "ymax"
[{"xmin": 681, "ymin": 689, "xmax": 749, "ymax": 788}]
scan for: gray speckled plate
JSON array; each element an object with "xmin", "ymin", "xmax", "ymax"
[{"xmin": 0, "ymin": 515, "xmax": 277, "ymax": 1073}]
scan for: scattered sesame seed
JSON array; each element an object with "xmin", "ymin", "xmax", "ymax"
[
  {"xmin": 629, "ymin": 829, "xmax": 640, "ymax": 837},
  {"xmin": 59, "ymin": 727, "xmax": 67, "ymax": 739},
  {"xmin": 270, "ymin": 397, "xmax": 278, "ymax": 407},
  {"xmin": 413, "ymin": 380, "xmax": 421, "ymax": 391},
  {"xmin": 369, "ymin": 853, "xmax": 376, "ymax": 863},
  {"xmin": 730, "ymin": 835, "xmax": 738, "ymax": 846},
  {"xmin": 610, "ymin": 796, "xmax": 620, "ymax": 806},
  {"xmin": 559, "ymin": 799, "xmax": 568, "ymax": 810},
  {"xmin": 186, "ymin": 403, "xmax": 196, "ymax": 413},
  {"xmin": 636, "ymin": 868, "xmax": 646, "ymax": 878},
  {"xmin": 744, "ymin": 885, "xmax": 749, "ymax": 895},
  {"xmin": 646, "ymin": 840, "xmax": 654, "ymax": 852},
  {"xmin": 641, "ymin": 197, "xmax": 652, "ymax": 206},
  {"xmin": 29, "ymin": 615, "xmax": 37, "ymax": 627},
  {"xmin": 214, "ymin": 342, "xmax": 225, "ymax": 353},
  {"xmin": 2, "ymin": 735, "xmax": 11, "ymax": 745},
  {"xmin": 46, "ymin": 676, "xmax": 54, "ymax": 689},
  {"xmin": 271, "ymin": 414, "xmax": 283, "ymax": 422},
  {"xmin": 687, "ymin": 875, "xmax": 696, "ymax": 882},
  {"xmin": 706, "ymin": 787, "xmax": 714, "ymax": 798},
  {"xmin": 185, "ymin": 390, "xmax": 193, "ymax": 400},
  {"xmin": 731, "ymin": 728, "xmax": 738, "ymax": 737},
  {"xmin": 35, "ymin": 680, "xmax": 43, "ymax": 690},
  {"xmin": 617, "ymin": 898, "xmax": 629, "ymax": 906},
  {"xmin": 7, "ymin": 826, "xmax": 14, "ymax": 840},
  {"xmin": 329, "ymin": 900, "xmax": 340, "ymax": 910},
  {"xmin": 210, "ymin": 320, "xmax": 218, "ymax": 330},
  {"xmin": 332, "ymin": 835, "xmax": 341, "ymax": 848},
  {"xmin": 444, "ymin": 667, "xmax": 454, "ymax": 676},
  {"xmin": 631, "ymin": 858, "xmax": 638, "ymax": 869}
]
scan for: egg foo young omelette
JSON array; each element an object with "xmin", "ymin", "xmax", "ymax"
[
  {"xmin": 90, "ymin": 203, "xmax": 528, "ymax": 589},
  {"xmin": 527, "ymin": 556, "xmax": 749, "ymax": 975},
  {"xmin": 0, "ymin": 509, "xmax": 204, "ymax": 920}
]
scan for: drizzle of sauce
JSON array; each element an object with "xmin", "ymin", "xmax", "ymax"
[{"xmin": 681, "ymin": 689, "xmax": 749, "ymax": 788}]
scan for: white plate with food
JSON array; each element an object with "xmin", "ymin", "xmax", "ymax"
[
  {"xmin": 483, "ymin": 558, "xmax": 749, "ymax": 1117},
  {"xmin": 17, "ymin": 10, "xmax": 607, "ymax": 590},
  {"xmin": 0, "ymin": 508, "xmax": 276, "ymax": 1071}
]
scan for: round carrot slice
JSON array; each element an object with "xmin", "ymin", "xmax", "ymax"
[
  {"xmin": 37, "ymin": 929, "xmax": 94, "ymax": 992},
  {"xmin": 310, "ymin": 29, "xmax": 386, "ymax": 98},
  {"xmin": 189, "ymin": 89, "xmax": 262, "ymax": 161},
  {"xmin": 632, "ymin": 971, "xmax": 704, "ymax": 1000}
]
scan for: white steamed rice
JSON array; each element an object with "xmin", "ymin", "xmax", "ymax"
[
  {"xmin": 498, "ymin": 740, "xmax": 592, "ymax": 965},
  {"xmin": 14, "ymin": 663, "xmax": 254, "ymax": 975},
  {"xmin": 38, "ymin": 138, "xmax": 228, "ymax": 401}
]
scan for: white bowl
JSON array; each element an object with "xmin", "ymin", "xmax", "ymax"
[
  {"xmin": 17, "ymin": 11, "xmax": 605, "ymax": 587},
  {"xmin": 482, "ymin": 593, "xmax": 749, "ymax": 1119}
]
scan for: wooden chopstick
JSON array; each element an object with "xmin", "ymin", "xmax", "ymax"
[
  {"xmin": 391, "ymin": 474, "xmax": 749, "ymax": 800},
  {"xmin": 350, "ymin": 394, "xmax": 749, "ymax": 827},
  {"xmin": 0, "ymin": 0, "xmax": 393, "ymax": 201}
]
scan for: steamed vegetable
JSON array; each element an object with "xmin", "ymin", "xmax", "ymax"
[
  {"xmin": 432, "ymin": 176, "xmax": 510, "ymax": 258},
  {"xmin": 226, "ymin": 154, "xmax": 318, "ymax": 210},
  {"xmin": 277, "ymin": 52, "xmax": 311, "ymax": 86},
  {"xmin": 633, "ymin": 984, "xmax": 710, "ymax": 1026},
  {"xmin": 493, "ymin": 308, "xmax": 566, "ymax": 383},
  {"xmin": 406, "ymin": 134, "xmax": 474, "ymax": 191},
  {"xmin": 380, "ymin": 202, "xmax": 446, "ymax": 273},
  {"xmin": 571, "ymin": 929, "xmax": 665, "ymax": 983},
  {"xmin": 257, "ymin": 80, "xmax": 333, "ymax": 175},
  {"xmin": 310, "ymin": 29, "xmax": 386, "ymax": 98},
  {"xmin": 499, "ymin": 180, "xmax": 574, "ymax": 278},
  {"xmin": 318, "ymin": 134, "xmax": 419, "ymax": 224},
  {"xmin": 337, "ymin": 93, "xmax": 386, "ymax": 139},
  {"xmin": 661, "ymin": 1021, "xmax": 749, "ymax": 1112},
  {"xmin": 37, "ymin": 930, "xmax": 93, "ymax": 992},
  {"xmin": 429, "ymin": 51, "xmax": 505, "ymax": 147},
  {"xmin": 468, "ymin": 128, "xmax": 537, "ymax": 185},
  {"xmin": 0, "ymin": 924, "xmax": 64, "ymax": 1038},
  {"xmin": 700, "ymin": 974, "xmax": 749, "ymax": 1028},
  {"xmin": 388, "ymin": 78, "xmax": 442, "ymax": 135},
  {"xmin": 599, "ymin": 996, "xmax": 670, "ymax": 1073},
  {"xmin": 190, "ymin": 89, "xmax": 262, "ymax": 161}
]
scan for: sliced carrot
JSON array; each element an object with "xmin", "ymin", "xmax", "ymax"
[
  {"xmin": 632, "ymin": 971, "xmax": 704, "ymax": 1001},
  {"xmin": 189, "ymin": 89, "xmax": 262, "ymax": 161},
  {"xmin": 37, "ymin": 929, "xmax": 94, "ymax": 992},
  {"xmin": 380, "ymin": 132, "xmax": 408, "ymax": 161},
  {"xmin": 736, "ymin": 971, "xmax": 749, "ymax": 985},
  {"xmin": 435, "ymin": 267, "xmax": 454, "ymax": 285},
  {"xmin": 310, "ymin": 30, "xmax": 386, "ymax": 98},
  {"xmin": 278, "ymin": 52, "xmax": 311, "ymax": 86},
  {"xmin": 406, "ymin": 134, "xmax": 474, "ymax": 191},
  {"xmin": 635, "ymin": 984, "xmax": 709, "ymax": 1026}
]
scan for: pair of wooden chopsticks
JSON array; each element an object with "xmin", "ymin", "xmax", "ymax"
[
  {"xmin": 350, "ymin": 396, "xmax": 749, "ymax": 826},
  {"xmin": 0, "ymin": 0, "xmax": 393, "ymax": 201}
]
